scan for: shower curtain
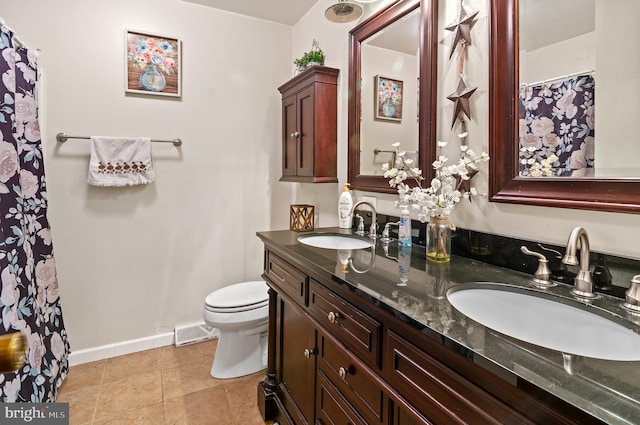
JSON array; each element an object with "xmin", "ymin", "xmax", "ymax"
[
  {"xmin": 0, "ymin": 22, "xmax": 70, "ymax": 401},
  {"xmin": 519, "ymin": 74, "xmax": 595, "ymax": 177}
]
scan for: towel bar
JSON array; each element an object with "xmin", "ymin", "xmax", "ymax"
[{"xmin": 56, "ymin": 132, "xmax": 182, "ymax": 147}]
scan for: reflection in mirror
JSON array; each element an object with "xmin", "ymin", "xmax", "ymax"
[
  {"xmin": 348, "ymin": 0, "xmax": 438, "ymax": 193},
  {"xmin": 518, "ymin": 0, "xmax": 640, "ymax": 178},
  {"xmin": 489, "ymin": 0, "xmax": 640, "ymax": 213},
  {"xmin": 359, "ymin": 10, "xmax": 420, "ymax": 175}
]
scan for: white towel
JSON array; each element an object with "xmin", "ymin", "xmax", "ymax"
[{"xmin": 87, "ymin": 136, "xmax": 155, "ymax": 187}]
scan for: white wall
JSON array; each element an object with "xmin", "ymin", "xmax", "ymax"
[
  {"xmin": 360, "ymin": 45, "xmax": 419, "ymax": 175},
  {"xmin": 2, "ymin": 0, "xmax": 293, "ymax": 352}
]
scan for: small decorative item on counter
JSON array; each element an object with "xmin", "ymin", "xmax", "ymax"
[
  {"xmin": 293, "ymin": 39, "xmax": 325, "ymax": 74},
  {"xmin": 290, "ymin": 204, "xmax": 315, "ymax": 232},
  {"xmin": 426, "ymin": 216, "xmax": 455, "ymax": 263},
  {"xmin": 382, "ymin": 136, "xmax": 489, "ymax": 263}
]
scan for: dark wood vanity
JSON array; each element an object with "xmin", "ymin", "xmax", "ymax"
[{"xmin": 255, "ymin": 230, "xmax": 617, "ymax": 425}]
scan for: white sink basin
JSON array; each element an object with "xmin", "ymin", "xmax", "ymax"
[
  {"xmin": 447, "ymin": 283, "xmax": 640, "ymax": 361},
  {"xmin": 297, "ymin": 233, "xmax": 373, "ymax": 250}
]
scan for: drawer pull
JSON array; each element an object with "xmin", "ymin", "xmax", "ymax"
[
  {"xmin": 338, "ymin": 366, "xmax": 351, "ymax": 379},
  {"xmin": 328, "ymin": 311, "xmax": 340, "ymax": 323},
  {"xmin": 304, "ymin": 348, "xmax": 316, "ymax": 358}
]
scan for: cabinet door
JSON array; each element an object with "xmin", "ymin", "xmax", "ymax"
[
  {"xmin": 282, "ymin": 94, "xmax": 298, "ymax": 178},
  {"xmin": 279, "ymin": 298, "xmax": 316, "ymax": 425},
  {"xmin": 296, "ymin": 86, "xmax": 315, "ymax": 177}
]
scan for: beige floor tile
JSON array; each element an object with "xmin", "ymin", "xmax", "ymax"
[
  {"xmin": 103, "ymin": 349, "xmax": 161, "ymax": 384},
  {"xmin": 92, "ymin": 403, "xmax": 164, "ymax": 425},
  {"xmin": 56, "ymin": 385, "xmax": 99, "ymax": 425},
  {"xmin": 162, "ymin": 359, "xmax": 222, "ymax": 401},
  {"xmin": 59, "ymin": 360, "xmax": 106, "ymax": 394},
  {"xmin": 160, "ymin": 339, "xmax": 216, "ymax": 370},
  {"xmin": 94, "ymin": 370, "xmax": 163, "ymax": 422},
  {"xmin": 164, "ymin": 386, "xmax": 235, "ymax": 425},
  {"xmin": 223, "ymin": 371, "xmax": 268, "ymax": 425}
]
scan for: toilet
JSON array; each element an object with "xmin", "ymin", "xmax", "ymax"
[{"xmin": 202, "ymin": 280, "xmax": 269, "ymax": 379}]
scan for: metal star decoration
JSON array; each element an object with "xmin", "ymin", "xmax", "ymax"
[
  {"xmin": 444, "ymin": 4, "xmax": 479, "ymax": 59},
  {"xmin": 447, "ymin": 76, "xmax": 477, "ymax": 128}
]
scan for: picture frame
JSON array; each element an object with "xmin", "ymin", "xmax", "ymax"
[
  {"xmin": 125, "ymin": 29, "xmax": 181, "ymax": 97},
  {"xmin": 374, "ymin": 75, "xmax": 403, "ymax": 121}
]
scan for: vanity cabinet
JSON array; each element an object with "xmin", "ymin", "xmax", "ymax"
[
  {"xmin": 258, "ymin": 237, "xmax": 605, "ymax": 425},
  {"xmin": 278, "ymin": 66, "xmax": 338, "ymax": 183}
]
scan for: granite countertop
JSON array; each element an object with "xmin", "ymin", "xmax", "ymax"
[{"xmin": 257, "ymin": 228, "xmax": 640, "ymax": 425}]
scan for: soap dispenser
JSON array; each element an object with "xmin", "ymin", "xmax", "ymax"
[
  {"xmin": 398, "ymin": 205, "xmax": 412, "ymax": 246},
  {"xmin": 338, "ymin": 183, "xmax": 353, "ymax": 229}
]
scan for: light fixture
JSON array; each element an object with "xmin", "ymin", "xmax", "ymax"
[{"xmin": 325, "ymin": 0, "xmax": 363, "ymax": 23}]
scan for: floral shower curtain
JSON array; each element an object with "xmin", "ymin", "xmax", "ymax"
[
  {"xmin": 0, "ymin": 22, "xmax": 70, "ymax": 401},
  {"xmin": 519, "ymin": 74, "xmax": 595, "ymax": 177}
]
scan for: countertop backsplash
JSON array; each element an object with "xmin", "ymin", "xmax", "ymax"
[{"xmin": 368, "ymin": 213, "xmax": 639, "ymax": 299}]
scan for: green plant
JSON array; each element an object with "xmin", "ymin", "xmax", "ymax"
[{"xmin": 293, "ymin": 44, "xmax": 325, "ymax": 68}]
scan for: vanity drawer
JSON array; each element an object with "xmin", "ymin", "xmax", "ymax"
[
  {"xmin": 309, "ymin": 279, "xmax": 381, "ymax": 368},
  {"xmin": 385, "ymin": 330, "xmax": 533, "ymax": 425},
  {"xmin": 266, "ymin": 252, "xmax": 308, "ymax": 305},
  {"xmin": 316, "ymin": 369, "xmax": 367, "ymax": 425},
  {"xmin": 318, "ymin": 334, "xmax": 384, "ymax": 424}
]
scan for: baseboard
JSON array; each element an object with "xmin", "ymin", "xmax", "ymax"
[{"xmin": 68, "ymin": 332, "xmax": 175, "ymax": 366}]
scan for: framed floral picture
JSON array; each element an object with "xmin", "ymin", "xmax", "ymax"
[
  {"xmin": 125, "ymin": 30, "xmax": 181, "ymax": 97},
  {"xmin": 374, "ymin": 75, "xmax": 403, "ymax": 122}
]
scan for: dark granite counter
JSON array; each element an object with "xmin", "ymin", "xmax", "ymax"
[{"xmin": 257, "ymin": 228, "xmax": 640, "ymax": 425}]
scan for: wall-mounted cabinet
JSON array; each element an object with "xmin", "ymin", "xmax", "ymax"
[{"xmin": 278, "ymin": 66, "xmax": 339, "ymax": 183}]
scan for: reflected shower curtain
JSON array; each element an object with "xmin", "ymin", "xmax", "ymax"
[
  {"xmin": 0, "ymin": 23, "xmax": 70, "ymax": 401},
  {"xmin": 519, "ymin": 74, "xmax": 595, "ymax": 177}
]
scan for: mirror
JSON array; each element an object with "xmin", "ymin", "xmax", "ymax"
[
  {"xmin": 489, "ymin": 0, "xmax": 640, "ymax": 213},
  {"xmin": 348, "ymin": 0, "xmax": 438, "ymax": 193}
]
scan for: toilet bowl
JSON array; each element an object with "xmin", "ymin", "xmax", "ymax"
[{"xmin": 202, "ymin": 280, "xmax": 269, "ymax": 379}]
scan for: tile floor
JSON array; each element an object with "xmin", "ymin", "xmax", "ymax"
[{"xmin": 57, "ymin": 339, "xmax": 271, "ymax": 425}]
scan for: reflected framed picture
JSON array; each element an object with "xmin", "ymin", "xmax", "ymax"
[
  {"xmin": 374, "ymin": 75, "xmax": 403, "ymax": 121},
  {"xmin": 125, "ymin": 29, "xmax": 181, "ymax": 97}
]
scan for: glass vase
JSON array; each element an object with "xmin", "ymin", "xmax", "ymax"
[
  {"xmin": 140, "ymin": 64, "xmax": 166, "ymax": 92},
  {"xmin": 426, "ymin": 216, "xmax": 453, "ymax": 263}
]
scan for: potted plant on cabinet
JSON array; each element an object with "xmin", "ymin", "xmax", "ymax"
[{"xmin": 294, "ymin": 39, "xmax": 325, "ymax": 73}]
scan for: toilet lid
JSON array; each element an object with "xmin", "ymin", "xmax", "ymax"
[{"xmin": 205, "ymin": 280, "xmax": 268, "ymax": 310}]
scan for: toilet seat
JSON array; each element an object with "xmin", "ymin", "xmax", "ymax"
[{"xmin": 205, "ymin": 280, "xmax": 268, "ymax": 313}]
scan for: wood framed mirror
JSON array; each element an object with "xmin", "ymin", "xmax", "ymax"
[
  {"xmin": 489, "ymin": 0, "xmax": 640, "ymax": 214},
  {"xmin": 348, "ymin": 0, "xmax": 438, "ymax": 193}
]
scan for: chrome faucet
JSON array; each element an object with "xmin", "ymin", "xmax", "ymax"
[
  {"xmin": 562, "ymin": 226, "xmax": 596, "ymax": 299},
  {"xmin": 349, "ymin": 201, "xmax": 378, "ymax": 238}
]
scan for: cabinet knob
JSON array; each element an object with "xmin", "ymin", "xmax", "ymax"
[
  {"xmin": 304, "ymin": 348, "xmax": 316, "ymax": 358},
  {"xmin": 338, "ymin": 366, "xmax": 351, "ymax": 379},
  {"xmin": 290, "ymin": 131, "xmax": 300, "ymax": 139},
  {"xmin": 327, "ymin": 311, "xmax": 340, "ymax": 324}
]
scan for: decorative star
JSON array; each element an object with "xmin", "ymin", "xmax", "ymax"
[
  {"xmin": 444, "ymin": 4, "xmax": 479, "ymax": 59},
  {"xmin": 447, "ymin": 76, "xmax": 477, "ymax": 128}
]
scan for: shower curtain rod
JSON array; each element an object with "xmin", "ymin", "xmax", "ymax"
[
  {"xmin": 56, "ymin": 133, "xmax": 183, "ymax": 147},
  {"xmin": 521, "ymin": 69, "xmax": 595, "ymax": 88}
]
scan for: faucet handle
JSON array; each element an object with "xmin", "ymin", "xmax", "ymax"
[
  {"xmin": 355, "ymin": 214, "xmax": 365, "ymax": 236},
  {"xmin": 623, "ymin": 274, "xmax": 640, "ymax": 313},
  {"xmin": 381, "ymin": 221, "xmax": 399, "ymax": 242},
  {"xmin": 521, "ymin": 246, "xmax": 556, "ymax": 288}
]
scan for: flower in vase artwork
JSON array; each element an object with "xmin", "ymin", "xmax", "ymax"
[
  {"xmin": 375, "ymin": 76, "xmax": 403, "ymax": 121},
  {"xmin": 125, "ymin": 30, "xmax": 181, "ymax": 97}
]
